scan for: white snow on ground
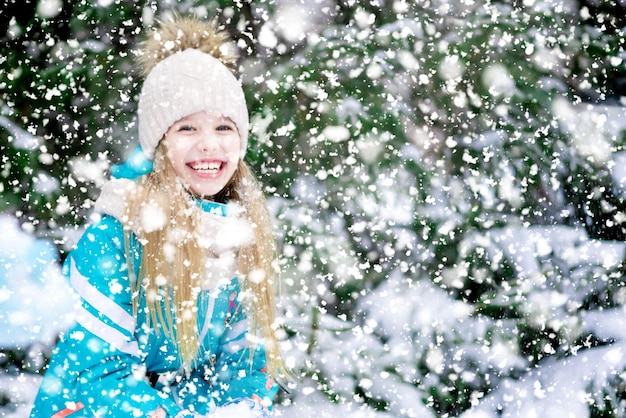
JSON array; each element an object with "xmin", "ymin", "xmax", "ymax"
[
  {"xmin": 461, "ymin": 308, "xmax": 626, "ymax": 418},
  {"xmin": 0, "ymin": 216, "xmax": 77, "ymax": 418},
  {"xmin": 0, "ymin": 373, "xmax": 40, "ymax": 418},
  {"xmin": 0, "ymin": 215, "xmax": 76, "ymax": 349}
]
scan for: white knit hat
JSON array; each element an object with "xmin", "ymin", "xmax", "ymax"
[{"xmin": 137, "ymin": 48, "xmax": 249, "ymax": 160}]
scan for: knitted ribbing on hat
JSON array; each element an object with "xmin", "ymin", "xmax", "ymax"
[{"xmin": 137, "ymin": 17, "xmax": 248, "ymax": 160}]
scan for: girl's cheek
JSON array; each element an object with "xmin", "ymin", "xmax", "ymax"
[
  {"xmin": 227, "ymin": 150, "xmax": 239, "ymax": 163},
  {"xmin": 226, "ymin": 137, "xmax": 241, "ymax": 163}
]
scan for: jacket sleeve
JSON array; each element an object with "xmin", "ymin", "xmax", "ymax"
[
  {"xmin": 212, "ymin": 286, "xmax": 280, "ymax": 410},
  {"xmin": 60, "ymin": 215, "xmax": 182, "ymax": 417},
  {"xmin": 167, "ymin": 282, "xmax": 279, "ymax": 417}
]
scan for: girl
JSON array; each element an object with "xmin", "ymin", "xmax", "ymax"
[{"xmin": 31, "ymin": 15, "xmax": 284, "ymax": 418}]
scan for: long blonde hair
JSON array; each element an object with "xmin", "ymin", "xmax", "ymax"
[{"xmin": 123, "ymin": 143, "xmax": 283, "ymax": 378}]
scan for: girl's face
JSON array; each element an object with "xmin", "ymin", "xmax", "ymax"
[{"xmin": 163, "ymin": 111, "xmax": 241, "ymax": 199}]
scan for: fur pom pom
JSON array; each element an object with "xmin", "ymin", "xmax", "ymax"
[{"xmin": 137, "ymin": 15, "xmax": 239, "ymax": 76}]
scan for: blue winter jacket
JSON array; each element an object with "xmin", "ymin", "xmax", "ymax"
[{"xmin": 30, "ymin": 201, "xmax": 278, "ymax": 417}]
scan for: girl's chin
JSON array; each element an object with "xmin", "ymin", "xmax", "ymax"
[
  {"xmin": 188, "ymin": 176, "xmax": 232, "ymax": 196},
  {"xmin": 189, "ymin": 186, "xmax": 224, "ymax": 198},
  {"xmin": 180, "ymin": 168, "xmax": 236, "ymax": 198}
]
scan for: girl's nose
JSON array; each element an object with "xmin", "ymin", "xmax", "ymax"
[{"xmin": 197, "ymin": 133, "xmax": 219, "ymax": 152}]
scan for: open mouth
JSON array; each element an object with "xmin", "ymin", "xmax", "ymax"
[{"xmin": 188, "ymin": 161, "xmax": 223, "ymax": 174}]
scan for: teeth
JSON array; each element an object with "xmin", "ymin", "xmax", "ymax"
[{"xmin": 191, "ymin": 161, "xmax": 221, "ymax": 172}]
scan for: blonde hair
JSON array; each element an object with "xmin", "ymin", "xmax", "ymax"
[{"xmin": 123, "ymin": 143, "xmax": 283, "ymax": 378}]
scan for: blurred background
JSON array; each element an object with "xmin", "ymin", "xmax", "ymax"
[{"xmin": 1, "ymin": 0, "xmax": 625, "ymax": 416}]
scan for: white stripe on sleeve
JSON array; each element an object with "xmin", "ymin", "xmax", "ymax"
[
  {"xmin": 222, "ymin": 319, "xmax": 247, "ymax": 343},
  {"xmin": 69, "ymin": 258, "xmax": 136, "ymax": 334},
  {"xmin": 74, "ymin": 305, "xmax": 140, "ymax": 357},
  {"xmin": 198, "ymin": 296, "xmax": 216, "ymax": 343}
]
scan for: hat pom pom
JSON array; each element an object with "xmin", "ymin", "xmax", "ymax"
[{"xmin": 137, "ymin": 15, "xmax": 239, "ymax": 77}]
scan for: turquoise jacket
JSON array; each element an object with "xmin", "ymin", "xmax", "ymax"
[{"xmin": 31, "ymin": 202, "xmax": 278, "ymax": 417}]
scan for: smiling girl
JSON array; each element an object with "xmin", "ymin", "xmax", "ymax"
[{"xmin": 31, "ymin": 15, "xmax": 285, "ymax": 418}]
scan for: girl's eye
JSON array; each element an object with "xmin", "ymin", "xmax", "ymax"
[
  {"xmin": 178, "ymin": 125, "xmax": 195, "ymax": 132},
  {"xmin": 216, "ymin": 124, "xmax": 234, "ymax": 131}
]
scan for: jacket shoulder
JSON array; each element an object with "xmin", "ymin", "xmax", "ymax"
[{"xmin": 94, "ymin": 178, "xmax": 138, "ymax": 221}]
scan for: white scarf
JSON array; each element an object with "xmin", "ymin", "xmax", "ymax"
[{"xmin": 94, "ymin": 178, "xmax": 254, "ymax": 290}]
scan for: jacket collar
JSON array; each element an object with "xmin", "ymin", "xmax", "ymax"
[{"xmin": 195, "ymin": 199, "xmax": 229, "ymax": 217}]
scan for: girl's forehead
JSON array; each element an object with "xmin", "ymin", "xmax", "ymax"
[{"xmin": 175, "ymin": 111, "xmax": 232, "ymax": 123}]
